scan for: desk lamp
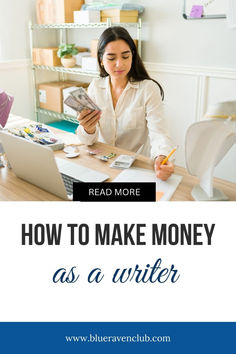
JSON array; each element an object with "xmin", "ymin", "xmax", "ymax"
[
  {"xmin": 0, "ymin": 90, "xmax": 14, "ymax": 166},
  {"xmin": 185, "ymin": 101, "xmax": 236, "ymax": 201}
]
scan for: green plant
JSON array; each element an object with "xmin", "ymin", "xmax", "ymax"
[{"xmin": 57, "ymin": 43, "xmax": 78, "ymax": 58}]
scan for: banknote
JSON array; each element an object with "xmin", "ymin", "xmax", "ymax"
[{"xmin": 64, "ymin": 87, "xmax": 101, "ymax": 113}]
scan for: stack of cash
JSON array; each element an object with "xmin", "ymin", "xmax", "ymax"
[{"xmin": 64, "ymin": 87, "xmax": 101, "ymax": 113}]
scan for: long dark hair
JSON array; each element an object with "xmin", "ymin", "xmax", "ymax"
[{"xmin": 97, "ymin": 26, "xmax": 164, "ymax": 100}]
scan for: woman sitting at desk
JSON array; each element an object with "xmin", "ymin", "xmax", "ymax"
[{"xmin": 76, "ymin": 26, "xmax": 174, "ymax": 181}]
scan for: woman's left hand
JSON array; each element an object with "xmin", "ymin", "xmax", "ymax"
[{"xmin": 154, "ymin": 155, "xmax": 174, "ymax": 181}]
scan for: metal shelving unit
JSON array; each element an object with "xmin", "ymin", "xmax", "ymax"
[
  {"xmin": 32, "ymin": 64, "xmax": 100, "ymax": 77},
  {"xmin": 29, "ymin": 19, "xmax": 142, "ymax": 125},
  {"xmin": 37, "ymin": 108, "xmax": 78, "ymax": 124},
  {"xmin": 30, "ymin": 21, "xmax": 141, "ymax": 29}
]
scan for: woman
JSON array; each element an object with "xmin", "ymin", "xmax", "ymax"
[{"xmin": 76, "ymin": 26, "xmax": 174, "ymax": 181}]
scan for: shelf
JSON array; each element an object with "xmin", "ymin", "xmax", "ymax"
[
  {"xmin": 37, "ymin": 108, "xmax": 78, "ymax": 124},
  {"xmin": 30, "ymin": 21, "xmax": 141, "ymax": 30},
  {"xmin": 30, "ymin": 19, "xmax": 142, "ymax": 125},
  {"xmin": 33, "ymin": 64, "xmax": 99, "ymax": 77}
]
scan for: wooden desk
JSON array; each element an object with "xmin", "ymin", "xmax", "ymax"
[{"xmin": 0, "ymin": 115, "xmax": 235, "ymax": 201}]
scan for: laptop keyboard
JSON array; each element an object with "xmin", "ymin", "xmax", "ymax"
[{"xmin": 61, "ymin": 173, "xmax": 81, "ymax": 195}]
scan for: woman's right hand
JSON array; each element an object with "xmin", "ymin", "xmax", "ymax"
[{"xmin": 77, "ymin": 109, "xmax": 101, "ymax": 134}]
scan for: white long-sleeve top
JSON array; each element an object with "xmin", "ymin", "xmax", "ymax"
[{"xmin": 76, "ymin": 76, "xmax": 173, "ymax": 159}]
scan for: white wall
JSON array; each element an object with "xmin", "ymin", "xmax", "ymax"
[
  {"xmin": 0, "ymin": 0, "xmax": 236, "ymax": 182},
  {"xmin": 0, "ymin": 0, "xmax": 34, "ymax": 118},
  {"xmin": 0, "ymin": 0, "xmax": 35, "ymax": 61},
  {"xmin": 0, "ymin": 60, "xmax": 34, "ymax": 119},
  {"xmin": 141, "ymin": 0, "xmax": 236, "ymax": 68},
  {"xmin": 0, "ymin": 0, "xmax": 56, "ymax": 118}
]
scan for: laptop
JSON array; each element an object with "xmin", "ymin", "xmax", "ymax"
[{"xmin": 0, "ymin": 131, "xmax": 109, "ymax": 200}]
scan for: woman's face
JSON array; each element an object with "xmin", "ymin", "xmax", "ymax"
[{"xmin": 101, "ymin": 39, "xmax": 132, "ymax": 81}]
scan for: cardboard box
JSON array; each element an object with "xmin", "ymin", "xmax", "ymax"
[
  {"xmin": 38, "ymin": 81, "xmax": 89, "ymax": 113},
  {"xmin": 81, "ymin": 57, "xmax": 99, "ymax": 72},
  {"xmin": 90, "ymin": 39, "xmax": 138, "ymax": 58},
  {"xmin": 33, "ymin": 47, "xmax": 88, "ymax": 66},
  {"xmin": 91, "ymin": 39, "xmax": 98, "ymax": 58},
  {"xmin": 74, "ymin": 10, "xmax": 100, "ymax": 24},
  {"xmin": 76, "ymin": 46, "xmax": 89, "ymax": 53},
  {"xmin": 101, "ymin": 9, "xmax": 138, "ymax": 23},
  {"xmin": 133, "ymin": 39, "xmax": 138, "ymax": 48},
  {"xmin": 32, "ymin": 48, "xmax": 61, "ymax": 66},
  {"xmin": 36, "ymin": 0, "xmax": 84, "ymax": 24}
]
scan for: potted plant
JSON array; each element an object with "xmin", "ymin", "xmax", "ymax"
[{"xmin": 57, "ymin": 43, "xmax": 78, "ymax": 68}]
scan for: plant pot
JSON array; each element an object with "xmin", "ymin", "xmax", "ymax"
[{"xmin": 61, "ymin": 56, "xmax": 76, "ymax": 68}]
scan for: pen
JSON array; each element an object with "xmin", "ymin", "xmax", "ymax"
[{"xmin": 161, "ymin": 146, "xmax": 177, "ymax": 165}]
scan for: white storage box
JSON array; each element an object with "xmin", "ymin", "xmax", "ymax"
[
  {"xmin": 74, "ymin": 10, "xmax": 100, "ymax": 24},
  {"xmin": 82, "ymin": 56, "xmax": 99, "ymax": 72},
  {"xmin": 75, "ymin": 51, "xmax": 91, "ymax": 66}
]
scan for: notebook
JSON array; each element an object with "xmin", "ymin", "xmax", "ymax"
[
  {"xmin": 0, "ymin": 131, "xmax": 109, "ymax": 200},
  {"xmin": 113, "ymin": 167, "xmax": 182, "ymax": 201}
]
